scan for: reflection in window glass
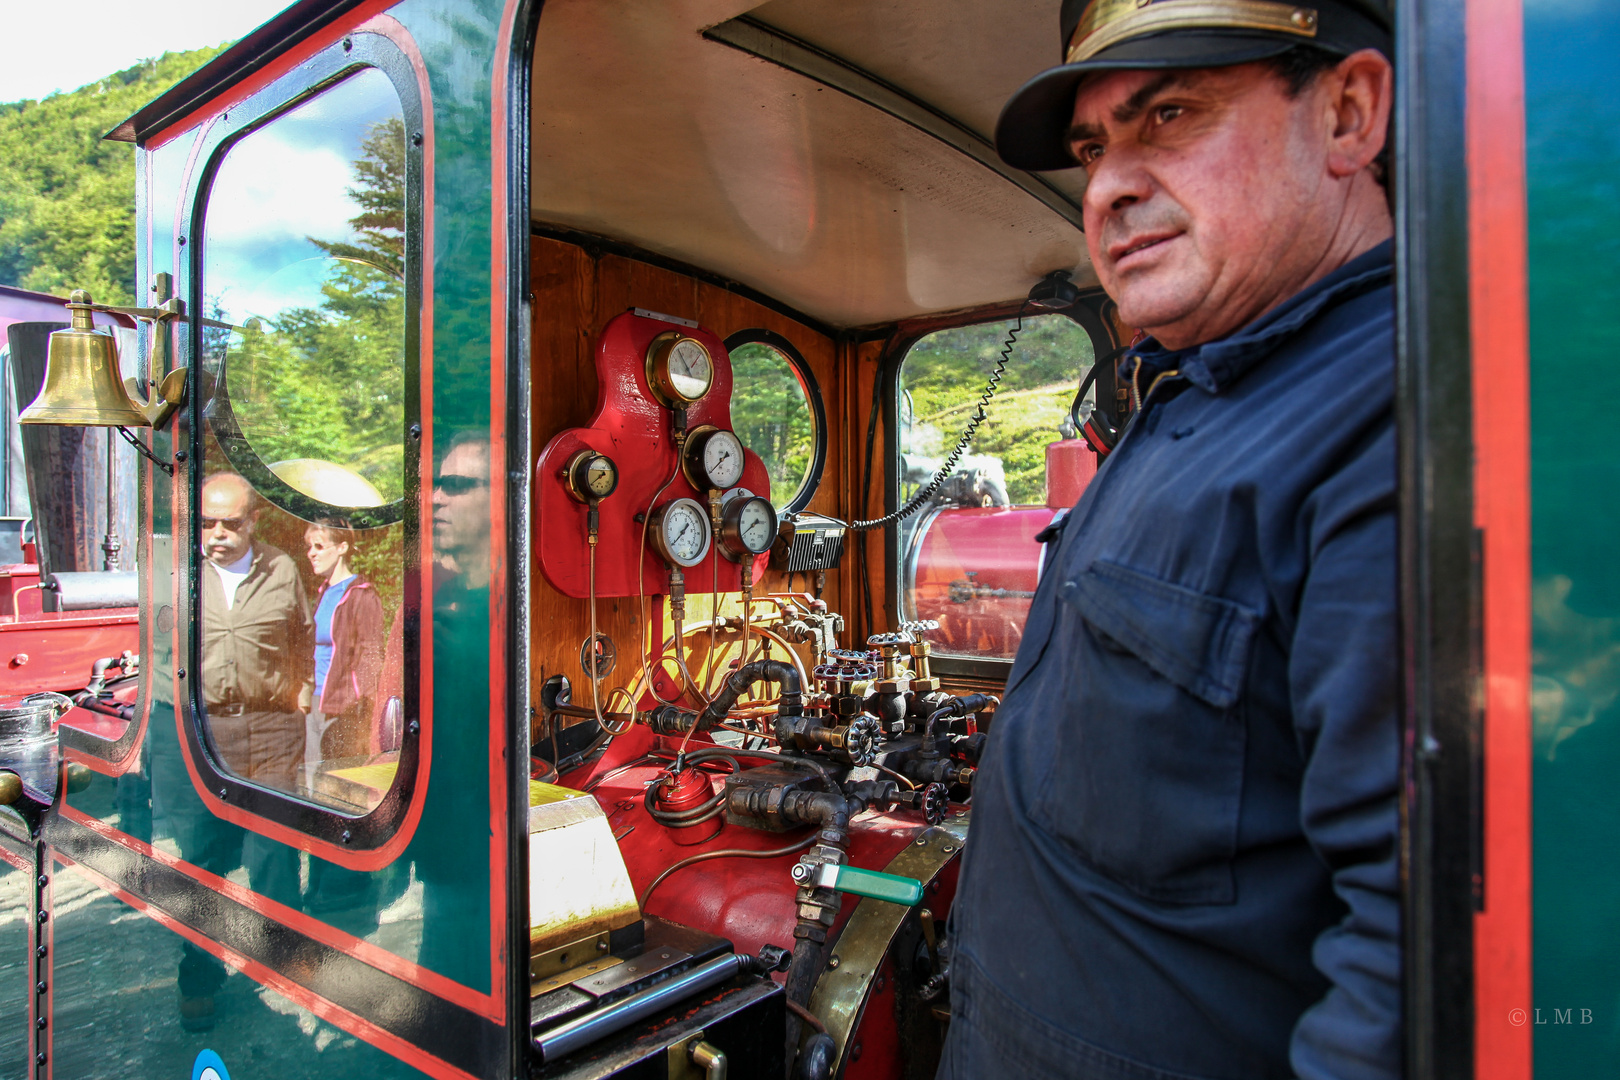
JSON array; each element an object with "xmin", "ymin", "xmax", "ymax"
[
  {"xmin": 197, "ymin": 67, "xmax": 410, "ymax": 814},
  {"xmin": 729, "ymin": 340, "xmax": 815, "ymax": 510},
  {"xmin": 897, "ymin": 315, "xmax": 1093, "ymax": 661},
  {"xmin": 202, "ymin": 67, "xmax": 406, "ymax": 505}
]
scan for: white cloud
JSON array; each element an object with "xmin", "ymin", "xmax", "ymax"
[
  {"xmin": 206, "ymin": 135, "xmax": 357, "ymax": 246},
  {"xmin": 0, "ymin": 0, "xmax": 296, "ymax": 103}
]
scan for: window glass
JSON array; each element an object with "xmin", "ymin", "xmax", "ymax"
[
  {"xmin": 897, "ymin": 314, "xmax": 1092, "ymax": 660},
  {"xmin": 196, "ymin": 68, "xmax": 411, "ymax": 815},
  {"xmin": 729, "ymin": 340, "xmax": 817, "ymax": 510}
]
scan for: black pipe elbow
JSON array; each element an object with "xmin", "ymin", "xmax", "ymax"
[{"xmin": 699, "ymin": 658, "xmax": 803, "ymax": 730}]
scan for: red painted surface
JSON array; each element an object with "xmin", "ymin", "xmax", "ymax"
[
  {"xmin": 907, "ymin": 506, "xmax": 1055, "ymax": 658},
  {"xmin": 491, "ymin": 0, "xmax": 523, "ymax": 1029},
  {"xmin": 1044, "ymin": 438, "xmax": 1097, "ymax": 510},
  {"xmin": 0, "ymin": 564, "xmax": 136, "ymax": 696},
  {"xmin": 535, "ymin": 312, "xmax": 771, "ymax": 599},
  {"xmin": 1467, "ymin": 0, "xmax": 1533, "ymax": 1072}
]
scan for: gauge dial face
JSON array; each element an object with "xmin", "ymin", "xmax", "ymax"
[
  {"xmin": 668, "ymin": 338, "xmax": 713, "ymax": 401},
  {"xmin": 701, "ymin": 429, "xmax": 745, "ymax": 489},
  {"xmin": 564, "ymin": 449, "xmax": 618, "ymax": 503},
  {"xmin": 735, "ymin": 497, "xmax": 775, "ymax": 554},
  {"xmin": 654, "ymin": 497, "xmax": 711, "ymax": 567},
  {"xmin": 584, "ymin": 456, "xmax": 617, "ymax": 496},
  {"xmin": 719, "ymin": 494, "xmax": 778, "ymax": 561},
  {"xmin": 647, "ymin": 332, "xmax": 716, "ymax": 407}
]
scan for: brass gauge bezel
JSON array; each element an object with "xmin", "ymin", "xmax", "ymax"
[
  {"xmin": 645, "ymin": 330, "xmax": 715, "ymax": 408},
  {"xmin": 682, "ymin": 425, "xmax": 746, "ymax": 492},
  {"xmin": 563, "ymin": 448, "xmax": 619, "ymax": 503},
  {"xmin": 718, "ymin": 493, "xmax": 779, "ymax": 562},
  {"xmin": 649, "ymin": 496, "xmax": 713, "ymax": 568}
]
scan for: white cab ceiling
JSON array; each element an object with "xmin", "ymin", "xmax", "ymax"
[{"xmin": 529, "ymin": 0, "xmax": 1094, "ymax": 329}]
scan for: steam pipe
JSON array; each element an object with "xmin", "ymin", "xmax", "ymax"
[{"xmin": 698, "ymin": 658, "xmax": 802, "ymax": 731}]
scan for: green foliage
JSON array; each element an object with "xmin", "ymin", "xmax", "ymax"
[
  {"xmin": 0, "ymin": 47, "xmax": 227, "ymax": 304},
  {"xmin": 729, "ymin": 342, "xmax": 814, "ymax": 507},
  {"xmin": 899, "ymin": 314, "xmax": 1094, "ymax": 505},
  {"xmin": 311, "ymin": 117, "xmax": 407, "ymax": 280}
]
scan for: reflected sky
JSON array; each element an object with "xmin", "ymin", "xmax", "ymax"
[{"xmin": 203, "ymin": 67, "xmax": 401, "ymax": 323}]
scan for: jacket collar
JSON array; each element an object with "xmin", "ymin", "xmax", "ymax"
[{"xmin": 1123, "ymin": 239, "xmax": 1393, "ymax": 395}]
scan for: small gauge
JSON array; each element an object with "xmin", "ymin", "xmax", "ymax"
[
  {"xmin": 683, "ymin": 426, "xmax": 745, "ymax": 491},
  {"xmin": 563, "ymin": 449, "xmax": 619, "ymax": 503},
  {"xmin": 718, "ymin": 494, "xmax": 778, "ymax": 562},
  {"xmin": 650, "ymin": 497, "xmax": 712, "ymax": 568},
  {"xmin": 646, "ymin": 331, "xmax": 714, "ymax": 408}
]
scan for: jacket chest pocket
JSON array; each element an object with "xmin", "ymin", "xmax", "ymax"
[{"xmin": 1030, "ymin": 559, "xmax": 1261, "ymax": 905}]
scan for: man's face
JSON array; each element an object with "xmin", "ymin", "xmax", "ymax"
[
  {"xmin": 201, "ymin": 480, "xmax": 256, "ymax": 567},
  {"xmin": 431, "ymin": 442, "xmax": 490, "ymax": 557},
  {"xmin": 1069, "ymin": 63, "xmax": 1343, "ymax": 348}
]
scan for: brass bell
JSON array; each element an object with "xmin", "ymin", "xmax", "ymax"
[{"xmin": 18, "ymin": 290, "xmax": 186, "ymax": 429}]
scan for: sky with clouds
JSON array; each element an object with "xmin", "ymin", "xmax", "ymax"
[
  {"xmin": 205, "ymin": 68, "xmax": 400, "ymax": 324},
  {"xmin": 0, "ymin": 0, "xmax": 293, "ymax": 103}
]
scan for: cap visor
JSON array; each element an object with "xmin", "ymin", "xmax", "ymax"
[{"xmin": 995, "ymin": 32, "xmax": 1296, "ymax": 172}]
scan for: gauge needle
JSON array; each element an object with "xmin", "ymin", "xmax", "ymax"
[{"xmin": 673, "ymin": 521, "xmax": 692, "ymax": 548}]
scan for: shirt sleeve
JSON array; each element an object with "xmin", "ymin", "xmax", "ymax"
[{"xmin": 1288, "ymin": 421, "xmax": 1403, "ymax": 1080}]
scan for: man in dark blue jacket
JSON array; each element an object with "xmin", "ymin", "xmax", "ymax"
[{"xmin": 941, "ymin": 2, "xmax": 1399, "ymax": 1078}]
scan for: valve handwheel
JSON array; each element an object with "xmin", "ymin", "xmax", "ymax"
[{"xmin": 845, "ymin": 716, "xmax": 883, "ymax": 767}]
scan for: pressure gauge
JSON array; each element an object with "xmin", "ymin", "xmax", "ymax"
[
  {"xmin": 646, "ymin": 331, "xmax": 714, "ymax": 408},
  {"xmin": 682, "ymin": 426, "xmax": 745, "ymax": 491},
  {"xmin": 649, "ymin": 497, "xmax": 712, "ymax": 568},
  {"xmin": 563, "ymin": 449, "xmax": 619, "ymax": 503},
  {"xmin": 718, "ymin": 494, "xmax": 778, "ymax": 562}
]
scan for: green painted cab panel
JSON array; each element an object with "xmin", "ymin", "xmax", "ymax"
[{"xmin": 1527, "ymin": 1, "xmax": 1620, "ymax": 1073}]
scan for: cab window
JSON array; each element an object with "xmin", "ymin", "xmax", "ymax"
[
  {"xmin": 194, "ymin": 65, "xmax": 416, "ymax": 820},
  {"xmin": 897, "ymin": 314, "xmax": 1093, "ymax": 661},
  {"xmin": 727, "ymin": 331, "xmax": 824, "ymax": 514}
]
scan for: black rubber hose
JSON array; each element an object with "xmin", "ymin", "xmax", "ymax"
[{"xmin": 698, "ymin": 658, "xmax": 803, "ymax": 731}]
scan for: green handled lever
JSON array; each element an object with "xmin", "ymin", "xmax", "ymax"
[{"xmin": 791, "ymin": 860, "xmax": 923, "ymax": 906}]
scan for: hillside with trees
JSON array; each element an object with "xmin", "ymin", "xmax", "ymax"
[{"xmin": 0, "ymin": 46, "xmax": 225, "ymax": 305}]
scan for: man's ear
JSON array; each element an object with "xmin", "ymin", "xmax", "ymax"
[{"xmin": 1325, "ymin": 49, "xmax": 1393, "ymax": 179}]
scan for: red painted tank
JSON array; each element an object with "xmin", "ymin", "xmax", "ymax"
[{"xmin": 903, "ymin": 504, "xmax": 1057, "ymax": 659}]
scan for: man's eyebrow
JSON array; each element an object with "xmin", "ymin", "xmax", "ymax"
[
  {"xmin": 1064, "ymin": 71, "xmax": 1188, "ymax": 147},
  {"xmin": 1113, "ymin": 72, "xmax": 1183, "ymax": 124}
]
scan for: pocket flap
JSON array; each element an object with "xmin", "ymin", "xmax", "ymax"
[{"xmin": 1061, "ymin": 560, "xmax": 1260, "ymax": 709}]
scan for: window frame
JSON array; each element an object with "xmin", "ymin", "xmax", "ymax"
[
  {"xmin": 722, "ymin": 328, "xmax": 828, "ymax": 517},
  {"xmin": 882, "ymin": 290, "xmax": 1120, "ymax": 680},
  {"xmin": 177, "ymin": 33, "xmax": 426, "ymax": 851}
]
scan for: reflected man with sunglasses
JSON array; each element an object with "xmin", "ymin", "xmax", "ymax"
[
  {"xmin": 431, "ymin": 430, "xmax": 492, "ymax": 590},
  {"xmin": 416, "ymin": 430, "xmax": 495, "ymax": 987},
  {"xmin": 176, "ymin": 471, "xmax": 312, "ymax": 1029},
  {"xmin": 199, "ymin": 471, "xmax": 316, "ymax": 790}
]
